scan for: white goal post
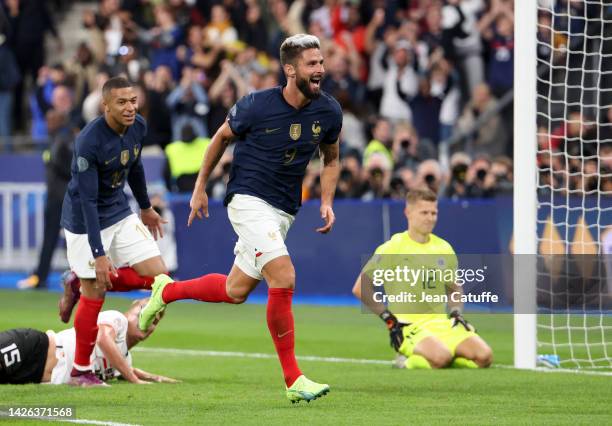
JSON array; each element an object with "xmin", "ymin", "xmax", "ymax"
[{"xmin": 514, "ymin": 0, "xmax": 538, "ymax": 370}]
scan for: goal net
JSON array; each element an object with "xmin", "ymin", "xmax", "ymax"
[{"xmin": 530, "ymin": 0, "xmax": 612, "ymax": 370}]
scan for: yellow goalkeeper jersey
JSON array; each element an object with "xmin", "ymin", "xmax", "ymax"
[{"xmin": 372, "ymin": 231, "xmax": 458, "ymax": 324}]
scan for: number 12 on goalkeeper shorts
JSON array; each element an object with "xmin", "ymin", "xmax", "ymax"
[{"xmin": 1, "ymin": 343, "xmax": 21, "ymax": 367}]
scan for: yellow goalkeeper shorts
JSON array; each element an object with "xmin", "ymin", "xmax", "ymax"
[{"xmin": 398, "ymin": 317, "xmax": 477, "ymax": 357}]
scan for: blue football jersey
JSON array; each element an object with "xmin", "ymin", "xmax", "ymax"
[
  {"xmin": 61, "ymin": 115, "xmax": 151, "ymax": 257},
  {"xmin": 225, "ymin": 86, "xmax": 342, "ymax": 215}
]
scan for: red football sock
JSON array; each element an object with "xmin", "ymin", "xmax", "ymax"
[
  {"xmin": 109, "ymin": 267, "xmax": 154, "ymax": 292},
  {"xmin": 267, "ymin": 288, "xmax": 302, "ymax": 387},
  {"xmin": 161, "ymin": 273, "xmax": 237, "ymax": 304},
  {"xmin": 72, "ymin": 295, "xmax": 105, "ymax": 374}
]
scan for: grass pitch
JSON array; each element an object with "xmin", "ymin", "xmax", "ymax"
[{"xmin": 0, "ymin": 290, "xmax": 610, "ymax": 425}]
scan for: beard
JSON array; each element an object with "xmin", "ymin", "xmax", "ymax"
[{"xmin": 296, "ymin": 73, "xmax": 321, "ymax": 100}]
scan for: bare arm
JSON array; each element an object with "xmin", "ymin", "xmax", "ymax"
[
  {"xmin": 96, "ymin": 325, "xmax": 144, "ymax": 384},
  {"xmin": 208, "ymin": 61, "xmax": 249, "ymax": 102},
  {"xmin": 133, "ymin": 367, "xmax": 180, "ymax": 383},
  {"xmin": 317, "ymin": 141, "xmax": 340, "ymax": 233},
  {"xmin": 352, "ymin": 274, "xmax": 386, "ymax": 316},
  {"xmin": 188, "ymin": 120, "xmax": 235, "ymax": 225},
  {"xmin": 365, "ymin": 9, "xmax": 385, "ymax": 54}
]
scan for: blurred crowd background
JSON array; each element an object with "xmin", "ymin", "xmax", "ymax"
[{"xmin": 0, "ymin": 0, "xmax": 607, "ymax": 200}]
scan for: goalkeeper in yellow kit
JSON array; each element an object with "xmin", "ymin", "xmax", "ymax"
[{"xmin": 352, "ymin": 189, "xmax": 492, "ymax": 369}]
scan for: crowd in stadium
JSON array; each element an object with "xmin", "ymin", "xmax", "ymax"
[
  {"xmin": 536, "ymin": 0, "xmax": 612, "ymax": 197},
  {"xmin": 1, "ymin": 0, "xmax": 523, "ymax": 199}
]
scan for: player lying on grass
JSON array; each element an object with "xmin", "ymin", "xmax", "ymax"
[
  {"xmin": 352, "ymin": 189, "xmax": 493, "ymax": 369},
  {"xmin": 0, "ymin": 298, "xmax": 178, "ymax": 385}
]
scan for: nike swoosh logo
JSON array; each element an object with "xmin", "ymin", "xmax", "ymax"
[
  {"xmin": 105, "ymin": 156, "xmax": 117, "ymax": 165},
  {"xmin": 265, "ymin": 128, "xmax": 281, "ymax": 134},
  {"xmin": 277, "ymin": 330, "xmax": 293, "ymax": 338}
]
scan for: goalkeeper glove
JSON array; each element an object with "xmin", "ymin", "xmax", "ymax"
[
  {"xmin": 380, "ymin": 310, "xmax": 405, "ymax": 352},
  {"xmin": 449, "ymin": 309, "xmax": 476, "ymax": 332}
]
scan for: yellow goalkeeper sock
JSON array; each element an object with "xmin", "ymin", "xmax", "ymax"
[
  {"xmin": 451, "ymin": 357, "xmax": 479, "ymax": 369},
  {"xmin": 405, "ymin": 355, "xmax": 432, "ymax": 369}
]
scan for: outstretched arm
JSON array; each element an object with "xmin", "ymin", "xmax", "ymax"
[{"xmin": 133, "ymin": 367, "xmax": 180, "ymax": 383}]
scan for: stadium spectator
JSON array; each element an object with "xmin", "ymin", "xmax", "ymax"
[
  {"xmin": 420, "ymin": 3, "xmax": 444, "ymax": 63},
  {"xmin": 321, "ymin": 49, "xmax": 364, "ymax": 107},
  {"xmin": 465, "ymin": 154, "xmax": 495, "ymax": 198},
  {"xmin": 364, "ymin": 8, "xmax": 390, "ymax": 113},
  {"xmin": 379, "ymin": 38, "xmax": 419, "ymax": 123},
  {"xmin": 409, "ymin": 77, "xmax": 444, "ymax": 147},
  {"xmin": 64, "ymin": 42, "xmax": 99, "ymax": 108},
  {"xmin": 363, "ymin": 117, "xmax": 393, "ymax": 169},
  {"xmin": 456, "ymin": 82, "xmax": 507, "ymax": 157},
  {"xmin": 267, "ymin": 0, "xmax": 293, "ymax": 59},
  {"xmin": 207, "ymin": 59, "xmax": 248, "ymax": 133},
  {"xmin": 29, "ymin": 64, "xmax": 66, "ymax": 142},
  {"xmin": 3, "ymin": 0, "xmax": 62, "ymax": 131},
  {"xmin": 336, "ymin": 150, "xmax": 364, "ymax": 198},
  {"xmin": 478, "ymin": 0, "xmax": 514, "ymax": 97},
  {"xmin": 415, "ymin": 159, "xmax": 443, "ymax": 195},
  {"xmin": 441, "ymin": 0, "xmax": 485, "ymax": 96},
  {"xmin": 336, "ymin": 166, "xmax": 361, "ymax": 199},
  {"xmin": 82, "ymin": 71, "xmax": 110, "ymax": 124},
  {"xmin": 0, "ymin": 33, "xmax": 20, "ymax": 149},
  {"xmin": 142, "ymin": 66, "xmax": 174, "ymax": 148},
  {"xmin": 17, "ymin": 109, "xmax": 73, "ymax": 290},
  {"xmin": 432, "ymin": 58, "xmax": 461, "ymax": 143},
  {"xmin": 490, "ymin": 155, "xmax": 513, "ymax": 194},
  {"xmin": 392, "ymin": 121, "xmax": 436, "ymax": 172},
  {"xmin": 139, "ymin": 4, "xmax": 184, "ymax": 81},
  {"xmin": 361, "ymin": 153, "xmax": 392, "ymax": 200},
  {"xmin": 204, "ymin": 4, "xmax": 238, "ymax": 50},
  {"xmin": 163, "ymin": 123, "xmax": 211, "ymax": 193},
  {"xmin": 166, "ymin": 66, "xmax": 210, "ymax": 140},
  {"xmin": 243, "ymin": 1, "xmax": 268, "ymax": 52},
  {"xmin": 50, "ymin": 85, "xmax": 84, "ymax": 133},
  {"xmin": 445, "ymin": 151, "xmax": 471, "ymax": 198}
]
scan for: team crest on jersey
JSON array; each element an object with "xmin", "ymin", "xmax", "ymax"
[
  {"xmin": 311, "ymin": 121, "xmax": 321, "ymax": 138},
  {"xmin": 120, "ymin": 150, "xmax": 129, "ymax": 166},
  {"xmin": 289, "ymin": 124, "xmax": 301, "ymax": 141},
  {"xmin": 133, "ymin": 144, "xmax": 140, "ymax": 157}
]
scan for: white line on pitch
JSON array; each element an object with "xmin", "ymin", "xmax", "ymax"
[
  {"xmin": 133, "ymin": 346, "xmax": 391, "ymax": 365},
  {"xmin": 134, "ymin": 346, "xmax": 612, "ymax": 376},
  {"xmin": 0, "ymin": 411, "xmax": 140, "ymax": 426}
]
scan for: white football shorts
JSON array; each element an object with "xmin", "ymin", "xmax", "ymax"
[
  {"xmin": 227, "ymin": 194, "xmax": 295, "ymax": 280},
  {"xmin": 64, "ymin": 214, "xmax": 161, "ymax": 279}
]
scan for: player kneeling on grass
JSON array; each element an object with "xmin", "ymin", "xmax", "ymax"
[
  {"xmin": 0, "ymin": 299, "xmax": 178, "ymax": 385},
  {"xmin": 352, "ymin": 189, "xmax": 493, "ymax": 369}
]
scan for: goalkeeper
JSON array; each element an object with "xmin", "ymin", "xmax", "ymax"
[{"xmin": 352, "ymin": 189, "xmax": 493, "ymax": 369}]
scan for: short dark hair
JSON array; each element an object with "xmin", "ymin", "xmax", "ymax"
[
  {"xmin": 406, "ymin": 188, "xmax": 437, "ymax": 204},
  {"xmin": 102, "ymin": 76, "xmax": 132, "ymax": 99},
  {"xmin": 279, "ymin": 34, "xmax": 321, "ymax": 67}
]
